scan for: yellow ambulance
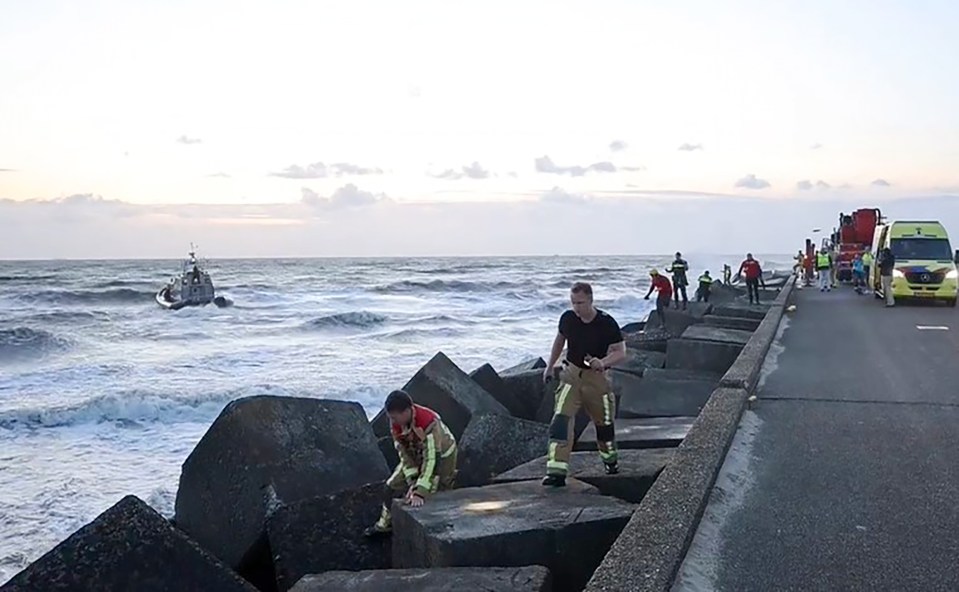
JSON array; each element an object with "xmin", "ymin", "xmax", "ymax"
[{"xmin": 870, "ymin": 220, "xmax": 959, "ymax": 306}]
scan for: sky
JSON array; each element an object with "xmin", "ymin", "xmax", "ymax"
[{"xmin": 3, "ymin": 0, "xmax": 959, "ymax": 258}]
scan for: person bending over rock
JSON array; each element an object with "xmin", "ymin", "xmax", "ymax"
[
  {"xmin": 364, "ymin": 389, "xmax": 457, "ymax": 537},
  {"xmin": 644, "ymin": 269, "xmax": 672, "ymax": 326},
  {"xmin": 696, "ymin": 270, "xmax": 713, "ymax": 302},
  {"xmin": 541, "ymin": 282, "xmax": 627, "ymax": 487}
]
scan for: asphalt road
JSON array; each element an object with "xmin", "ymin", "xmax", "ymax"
[{"xmin": 692, "ymin": 285, "xmax": 959, "ymax": 592}]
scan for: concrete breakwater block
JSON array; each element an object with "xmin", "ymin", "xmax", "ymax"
[
  {"xmin": 574, "ymin": 416, "xmax": 694, "ymax": 451},
  {"xmin": 703, "ymin": 315, "xmax": 761, "ymax": 332},
  {"xmin": 468, "ymin": 363, "xmax": 522, "ymax": 418},
  {"xmin": 174, "ymin": 396, "xmax": 389, "ymax": 570},
  {"xmin": 624, "ymin": 327, "xmax": 669, "ymax": 353},
  {"xmin": 491, "ymin": 449, "xmax": 674, "ymax": 503},
  {"xmin": 1, "ymin": 495, "xmax": 257, "ymax": 592},
  {"xmin": 712, "ymin": 302, "xmax": 770, "ymax": 320},
  {"xmin": 501, "ymin": 356, "xmax": 547, "ymax": 376},
  {"xmin": 371, "ymin": 352, "xmax": 509, "ymax": 440},
  {"xmin": 681, "ymin": 325, "xmax": 754, "ymax": 346},
  {"xmin": 665, "ymin": 337, "xmax": 744, "ymax": 374},
  {"xmin": 613, "ymin": 371, "xmax": 717, "ymax": 418},
  {"xmin": 265, "ymin": 483, "xmax": 390, "ymax": 592},
  {"xmin": 377, "ymin": 435, "xmax": 399, "ymax": 470},
  {"xmin": 499, "ymin": 369, "xmax": 549, "ymax": 421},
  {"xmin": 620, "ymin": 320, "xmax": 646, "ymax": 333},
  {"xmin": 457, "ymin": 413, "xmax": 549, "ymax": 486},
  {"xmin": 643, "ymin": 304, "xmax": 711, "ymax": 337},
  {"xmin": 610, "ymin": 349, "xmax": 667, "ymax": 377},
  {"xmin": 289, "ymin": 566, "xmax": 552, "ymax": 592},
  {"xmin": 391, "ymin": 479, "xmax": 634, "ymax": 592}
]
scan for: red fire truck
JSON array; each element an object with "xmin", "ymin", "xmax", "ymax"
[{"xmin": 829, "ymin": 208, "xmax": 883, "ymax": 282}]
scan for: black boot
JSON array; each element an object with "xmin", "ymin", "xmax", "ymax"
[
  {"xmin": 603, "ymin": 461, "xmax": 619, "ymax": 475},
  {"xmin": 541, "ymin": 474, "xmax": 566, "ymax": 487}
]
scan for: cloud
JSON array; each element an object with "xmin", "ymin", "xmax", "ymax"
[
  {"xmin": 6, "ymin": 192, "xmax": 959, "ymax": 259},
  {"xmin": 539, "ymin": 186, "xmax": 590, "ymax": 205},
  {"xmin": 272, "ymin": 161, "xmax": 384, "ymax": 179},
  {"xmin": 797, "ymin": 179, "xmax": 831, "ymax": 190},
  {"xmin": 206, "ymin": 172, "xmax": 231, "ymax": 178},
  {"xmin": 0, "ymin": 168, "xmax": 16, "ymax": 172},
  {"xmin": 735, "ymin": 174, "xmax": 771, "ymax": 190},
  {"xmin": 678, "ymin": 143, "xmax": 703, "ymax": 151},
  {"xmin": 872, "ymin": 178, "xmax": 891, "ymax": 187},
  {"xmin": 430, "ymin": 161, "xmax": 491, "ymax": 180},
  {"xmin": 300, "ymin": 183, "xmax": 388, "ymax": 210},
  {"xmin": 810, "ymin": 143, "xmax": 823, "ymax": 150},
  {"xmin": 609, "ymin": 140, "xmax": 628, "ymax": 152},
  {"xmin": 535, "ymin": 155, "xmax": 620, "ymax": 177},
  {"xmin": 176, "ymin": 135, "xmax": 202, "ymax": 145}
]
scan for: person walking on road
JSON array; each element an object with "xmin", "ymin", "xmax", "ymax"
[
  {"xmin": 541, "ymin": 282, "xmax": 626, "ymax": 487},
  {"xmin": 644, "ymin": 269, "xmax": 673, "ymax": 326},
  {"xmin": 852, "ymin": 253, "xmax": 865, "ymax": 294},
  {"xmin": 738, "ymin": 254, "xmax": 765, "ymax": 304},
  {"xmin": 878, "ymin": 247, "xmax": 896, "ymax": 307},
  {"xmin": 816, "ymin": 249, "xmax": 832, "ymax": 292},
  {"xmin": 669, "ymin": 252, "xmax": 689, "ymax": 310}
]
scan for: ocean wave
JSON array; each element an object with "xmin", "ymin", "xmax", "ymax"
[
  {"xmin": 0, "ymin": 327, "xmax": 72, "ymax": 359},
  {"xmin": 0, "ymin": 391, "xmax": 239, "ymax": 430},
  {"xmin": 19, "ymin": 288, "xmax": 154, "ymax": 306},
  {"xmin": 375, "ymin": 326, "xmax": 468, "ymax": 340},
  {"xmin": 300, "ymin": 311, "xmax": 389, "ymax": 330},
  {"xmin": 371, "ymin": 279, "xmax": 532, "ymax": 294}
]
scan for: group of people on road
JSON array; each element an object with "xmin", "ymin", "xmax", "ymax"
[{"xmin": 799, "ymin": 245, "xmax": 897, "ymax": 306}]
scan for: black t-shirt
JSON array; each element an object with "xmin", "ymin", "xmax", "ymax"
[{"xmin": 559, "ymin": 309, "xmax": 624, "ymax": 368}]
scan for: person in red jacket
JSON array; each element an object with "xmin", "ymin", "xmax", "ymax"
[
  {"xmin": 643, "ymin": 269, "xmax": 673, "ymax": 326},
  {"xmin": 738, "ymin": 253, "xmax": 766, "ymax": 304},
  {"xmin": 364, "ymin": 389, "xmax": 457, "ymax": 537}
]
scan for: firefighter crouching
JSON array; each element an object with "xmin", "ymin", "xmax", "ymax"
[{"xmin": 364, "ymin": 389, "xmax": 457, "ymax": 537}]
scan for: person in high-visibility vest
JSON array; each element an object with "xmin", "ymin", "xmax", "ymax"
[
  {"xmin": 695, "ymin": 271, "xmax": 713, "ymax": 302},
  {"xmin": 816, "ymin": 249, "xmax": 832, "ymax": 292},
  {"xmin": 862, "ymin": 250, "xmax": 874, "ymax": 292}
]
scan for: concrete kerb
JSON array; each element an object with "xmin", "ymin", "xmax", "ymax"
[
  {"xmin": 583, "ymin": 277, "xmax": 796, "ymax": 592},
  {"xmin": 718, "ymin": 277, "xmax": 796, "ymax": 392}
]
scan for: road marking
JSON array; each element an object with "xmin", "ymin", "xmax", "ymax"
[{"xmin": 916, "ymin": 325, "xmax": 949, "ymax": 330}]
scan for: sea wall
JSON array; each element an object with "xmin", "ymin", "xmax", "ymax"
[
  {"xmin": 584, "ymin": 276, "xmax": 796, "ymax": 592},
  {"xmin": 0, "ymin": 275, "xmax": 795, "ymax": 592}
]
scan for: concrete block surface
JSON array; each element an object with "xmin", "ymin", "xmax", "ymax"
[
  {"xmin": 492, "ymin": 449, "xmax": 674, "ymax": 503},
  {"xmin": 456, "ymin": 413, "xmax": 548, "ymax": 486},
  {"xmin": 681, "ymin": 325, "xmax": 754, "ymax": 346},
  {"xmin": 665, "ymin": 338, "xmax": 743, "ymax": 374},
  {"xmin": 575, "ymin": 417, "xmax": 694, "ymax": 451},
  {"xmin": 391, "ymin": 479, "xmax": 634, "ymax": 592},
  {"xmin": 613, "ymin": 371, "xmax": 717, "ymax": 418},
  {"xmin": 289, "ymin": 566, "xmax": 552, "ymax": 592}
]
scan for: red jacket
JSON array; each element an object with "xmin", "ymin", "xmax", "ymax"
[
  {"xmin": 740, "ymin": 259, "xmax": 762, "ymax": 280},
  {"xmin": 651, "ymin": 275, "xmax": 672, "ymax": 298}
]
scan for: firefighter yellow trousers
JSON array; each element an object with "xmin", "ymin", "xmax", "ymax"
[{"xmin": 546, "ymin": 364, "xmax": 617, "ymax": 476}]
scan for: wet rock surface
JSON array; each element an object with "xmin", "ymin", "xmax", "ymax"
[
  {"xmin": 610, "ymin": 349, "xmax": 667, "ymax": 377},
  {"xmin": 665, "ymin": 338, "xmax": 744, "ymax": 374},
  {"xmin": 575, "ymin": 416, "xmax": 694, "ymax": 450},
  {"xmin": 499, "ymin": 369, "xmax": 549, "ymax": 421},
  {"xmin": 265, "ymin": 483, "xmax": 390, "ymax": 592},
  {"xmin": 469, "ymin": 363, "xmax": 523, "ymax": 418},
  {"xmin": 492, "ymin": 449, "xmax": 674, "ymax": 503},
  {"xmin": 500, "ymin": 356, "xmax": 547, "ymax": 376},
  {"xmin": 1, "ymin": 495, "xmax": 257, "ymax": 592},
  {"xmin": 456, "ymin": 413, "xmax": 549, "ymax": 487},
  {"xmin": 174, "ymin": 396, "xmax": 389, "ymax": 569},
  {"xmin": 289, "ymin": 566, "xmax": 552, "ymax": 592},
  {"xmin": 681, "ymin": 325, "xmax": 754, "ymax": 346},
  {"xmin": 612, "ymin": 371, "xmax": 717, "ymax": 418},
  {"xmin": 391, "ymin": 479, "xmax": 634, "ymax": 592},
  {"xmin": 703, "ymin": 315, "xmax": 761, "ymax": 332}
]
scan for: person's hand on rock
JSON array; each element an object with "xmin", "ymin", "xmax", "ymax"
[{"xmin": 409, "ymin": 493, "xmax": 424, "ymax": 507}]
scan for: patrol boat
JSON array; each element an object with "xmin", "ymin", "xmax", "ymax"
[{"xmin": 155, "ymin": 247, "xmax": 232, "ymax": 310}]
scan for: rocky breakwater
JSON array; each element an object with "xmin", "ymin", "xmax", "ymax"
[{"xmin": 2, "ymin": 279, "xmax": 780, "ymax": 592}]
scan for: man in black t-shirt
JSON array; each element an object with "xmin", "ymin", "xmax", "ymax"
[{"xmin": 541, "ymin": 282, "xmax": 627, "ymax": 487}]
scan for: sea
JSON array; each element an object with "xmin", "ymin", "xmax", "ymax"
[{"xmin": 0, "ymin": 253, "xmax": 791, "ymax": 582}]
